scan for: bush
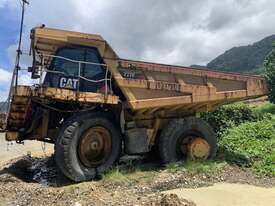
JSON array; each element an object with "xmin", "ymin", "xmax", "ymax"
[
  {"xmin": 202, "ymin": 103, "xmax": 275, "ymax": 176},
  {"xmin": 252, "ymin": 102, "xmax": 275, "ymax": 116},
  {"xmin": 219, "ymin": 119, "xmax": 275, "ymax": 176},
  {"xmin": 202, "ymin": 103, "xmax": 275, "ymax": 135},
  {"xmin": 202, "ymin": 103, "xmax": 259, "ymax": 135}
]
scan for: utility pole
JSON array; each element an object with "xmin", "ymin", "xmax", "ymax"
[
  {"xmin": 15, "ymin": 0, "xmax": 29, "ymax": 86},
  {"xmin": 5, "ymin": 0, "xmax": 29, "ymax": 128}
]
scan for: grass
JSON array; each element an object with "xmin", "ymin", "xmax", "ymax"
[
  {"xmin": 68, "ymin": 185, "xmax": 77, "ymax": 193},
  {"xmin": 100, "ymin": 160, "xmax": 227, "ymax": 184},
  {"xmin": 166, "ymin": 160, "xmax": 227, "ymax": 174},
  {"xmin": 100, "ymin": 166, "xmax": 157, "ymax": 184},
  {"xmin": 101, "ymin": 168, "xmax": 130, "ymax": 184}
]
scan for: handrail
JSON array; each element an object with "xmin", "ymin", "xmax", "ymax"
[
  {"xmin": 39, "ymin": 53, "xmax": 107, "ymax": 67},
  {"xmin": 37, "ymin": 53, "xmax": 112, "ymax": 97},
  {"xmin": 43, "ymin": 69, "xmax": 111, "ymax": 83}
]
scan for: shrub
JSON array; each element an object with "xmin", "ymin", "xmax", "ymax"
[
  {"xmin": 219, "ymin": 119, "xmax": 275, "ymax": 176},
  {"xmin": 202, "ymin": 103, "xmax": 259, "ymax": 135},
  {"xmin": 252, "ymin": 102, "xmax": 275, "ymax": 116},
  {"xmin": 202, "ymin": 103, "xmax": 275, "ymax": 136}
]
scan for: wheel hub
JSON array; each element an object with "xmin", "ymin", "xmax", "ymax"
[
  {"xmin": 90, "ymin": 141, "xmax": 99, "ymax": 150},
  {"xmin": 187, "ymin": 137, "xmax": 210, "ymax": 160},
  {"xmin": 78, "ymin": 127, "xmax": 111, "ymax": 167}
]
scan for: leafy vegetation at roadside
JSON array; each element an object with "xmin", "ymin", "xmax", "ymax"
[
  {"xmin": 219, "ymin": 118, "xmax": 275, "ymax": 176},
  {"xmin": 202, "ymin": 102, "xmax": 275, "ymax": 176},
  {"xmin": 252, "ymin": 102, "xmax": 275, "ymax": 116},
  {"xmin": 202, "ymin": 103, "xmax": 268, "ymax": 135},
  {"xmin": 203, "ymin": 102, "xmax": 275, "ymax": 134}
]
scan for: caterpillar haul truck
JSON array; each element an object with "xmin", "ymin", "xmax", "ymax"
[{"xmin": 0, "ymin": 27, "xmax": 267, "ymax": 182}]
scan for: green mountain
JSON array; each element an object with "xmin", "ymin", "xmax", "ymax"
[{"xmin": 206, "ymin": 35, "xmax": 275, "ymax": 74}]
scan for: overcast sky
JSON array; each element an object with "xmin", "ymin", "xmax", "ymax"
[{"xmin": 0, "ymin": 0, "xmax": 275, "ymax": 100}]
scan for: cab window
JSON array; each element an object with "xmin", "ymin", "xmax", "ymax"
[
  {"xmin": 53, "ymin": 48, "xmax": 84, "ymax": 76},
  {"xmin": 45, "ymin": 46, "xmax": 106, "ymax": 92},
  {"xmin": 84, "ymin": 49, "xmax": 104, "ymax": 79},
  {"xmin": 51, "ymin": 47, "xmax": 105, "ymax": 79}
]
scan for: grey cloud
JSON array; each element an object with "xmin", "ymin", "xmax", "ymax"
[
  {"xmin": 6, "ymin": 0, "xmax": 275, "ymax": 67},
  {"xmin": 83, "ymin": 0, "xmax": 206, "ymax": 57}
]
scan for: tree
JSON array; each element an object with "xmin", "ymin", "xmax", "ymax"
[{"xmin": 264, "ymin": 42, "xmax": 275, "ymax": 103}]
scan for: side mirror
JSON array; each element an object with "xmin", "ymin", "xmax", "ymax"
[
  {"xmin": 29, "ymin": 66, "xmax": 40, "ymax": 79},
  {"xmin": 29, "ymin": 60, "xmax": 41, "ymax": 79}
]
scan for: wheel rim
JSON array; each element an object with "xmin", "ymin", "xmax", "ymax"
[
  {"xmin": 178, "ymin": 135, "xmax": 210, "ymax": 160},
  {"xmin": 187, "ymin": 137, "xmax": 210, "ymax": 160},
  {"xmin": 78, "ymin": 126, "xmax": 112, "ymax": 168}
]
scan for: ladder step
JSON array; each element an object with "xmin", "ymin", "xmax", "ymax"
[
  {"xmin": 7, "ymin": 120, "xmax": 25, "ymax": 127},
  {"xmin": 12, "ymin": 96, "xmax": 29, "ymax": 104},
  {"xmin": 8, "ymin": 112, "xmax": 26, "ymax": 120}
]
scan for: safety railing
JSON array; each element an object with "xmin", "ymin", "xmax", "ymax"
[{"xmin": 36, "ymin": 53, "xmax": 112, "ymax": 98}]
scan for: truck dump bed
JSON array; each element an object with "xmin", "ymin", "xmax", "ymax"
[{"xmin": 116, "ymin": 59, "xmax": 267, "ymax": 112}]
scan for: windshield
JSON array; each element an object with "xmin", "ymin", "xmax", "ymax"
[
  {"xmin": 52, "ymin": 47, "xmax": 104, "ymax": 79},
  {"xmin": 44, "ymin": 47, "xmax": 106, "ymax": 92}
]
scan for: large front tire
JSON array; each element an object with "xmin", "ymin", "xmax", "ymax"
[
  {"xmin": 55, "ymin": 113, "xmax": 122, "ymax": 182},
  {"xmin": 158, "ymin": 117, "xmax": 217, "ymax": 164}
]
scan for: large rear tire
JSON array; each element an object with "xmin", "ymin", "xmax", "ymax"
[
  {"xmin": 55, "ymin": 113, "xmax": 122, "ymax": 182},
  {"xmin": 158, "ymin": 117, "xmax": 217, "ymax": 164}
]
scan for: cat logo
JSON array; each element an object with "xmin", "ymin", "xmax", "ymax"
[{"xmin": 59, "ymin": 77, "xmax": 78, "ymax": 89}]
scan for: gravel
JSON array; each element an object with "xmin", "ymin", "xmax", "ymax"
[{"xmin": 0, "ymin": 155, "xmax": 274, "ymax": 206}]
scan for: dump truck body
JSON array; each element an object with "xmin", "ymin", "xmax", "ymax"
[
  {"xmin": 117, "ymin": 59, "xmax": 266, "ymax": 110},
  {"xmin": 0, "ymin": 27, "xmax": 268, "ymax": 182}
]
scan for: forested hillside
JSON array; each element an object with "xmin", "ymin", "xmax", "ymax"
[{"xmin": 193, "ymin": 35, "xmax": 275, "ymax": 74}]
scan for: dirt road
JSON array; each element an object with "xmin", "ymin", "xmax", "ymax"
[
  {"xmin": 164, "ymin": 183, "xmax": 275, "ymax": 206},
  {"xmin": 0, "ymin": 133, "xmax": 53, "ymax": 163}
]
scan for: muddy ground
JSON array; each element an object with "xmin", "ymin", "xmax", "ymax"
[{"xmin": 0, "ymin": 134, "xmax": 274, "ymax": 206}]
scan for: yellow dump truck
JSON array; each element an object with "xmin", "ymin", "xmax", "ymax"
[{"xmin": 0, "ymin": 27, "xmax": 267, "ymax": 181}]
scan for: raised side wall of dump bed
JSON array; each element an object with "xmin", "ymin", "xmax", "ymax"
[{"xmin": 115, "ymin": 59, "xmax": 267, "ymax": 114}]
